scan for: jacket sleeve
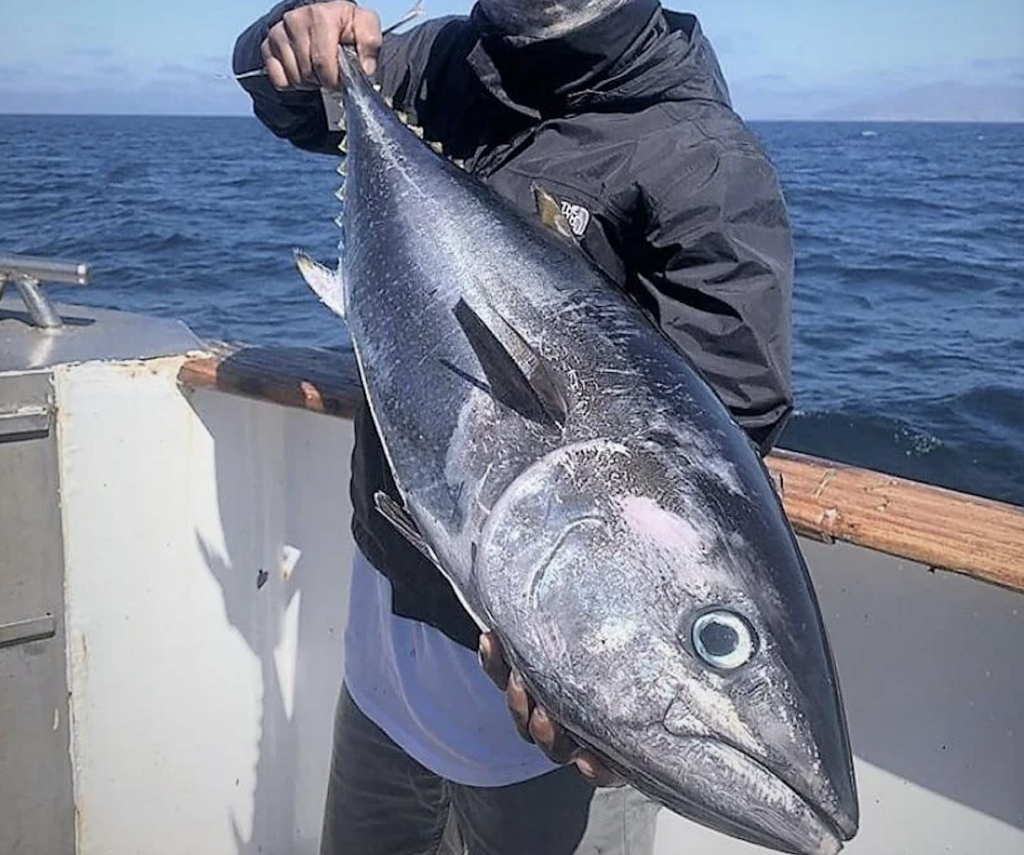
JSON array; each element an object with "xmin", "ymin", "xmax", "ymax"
[
  {"xmin": 640, "ymin": 136, "xmax": 795, "ymax": 455},
  {"xmin": 232, "ymin": 1, "xmax": 454, "ymax": 155}
]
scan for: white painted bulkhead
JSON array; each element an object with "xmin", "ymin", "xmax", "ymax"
[
  {"xmin": 54, "ymin": 355, "xmax": 354, "ymax": 853},
  {"xmin": 47, "ymin": 354, "xmax": 1023, "ymax": 855}
]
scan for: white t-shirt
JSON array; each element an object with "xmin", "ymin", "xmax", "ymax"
[{"xmin": 343, "ymin": 549, "xmax": 561, "ymax": 787}]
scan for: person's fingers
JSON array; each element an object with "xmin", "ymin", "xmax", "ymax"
[
  {"xmin": 282, "ymin": 12, "xmax": 315, "ymax": 84},
  {"xmin": 261, "ymin": 44, "xmax": 291, "ymax": 91},
  {"xmin": 507, "ymin": 669, "xmax": 535, "ymax": 743},
  {"xmin": 478, "ymin": 632, "xmax": 511, "ymax": 690},
  {"xmin": 307, "ymin": 1, "xmax": 356, "ymax": 89},
  {"xmin": 309, "ymin": 17, "xmax": 343, "ymax": 89},
  {"xmin": 575, "ymin": 751, "xmax": 623, "ymax": 787},
  {"xmin": 479, "ymin": 635, "xmax": 624, "ymax": 782},
  {"xmin": 352, "ymin": 7, "xmax": 383, "ymax": 75},
  {"xmin": 259, "ymin": 3, "xmax": 380, "ymax": 90},
  {"xmin": 265, "ymin": 27, "xmax": 306, "ymax": 88},
  {"xmin": 528, "ymin": 706, "xmax": 577, "ymax": 764}
]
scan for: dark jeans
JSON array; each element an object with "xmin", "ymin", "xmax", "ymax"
[{"xmin": 320, "ymin": 683, "xmax": 661, "ymax": 855}]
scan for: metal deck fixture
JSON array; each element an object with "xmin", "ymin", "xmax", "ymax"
[{"xmin": 0, "ymin": 253, "xmax": 91, "ymax": 330}]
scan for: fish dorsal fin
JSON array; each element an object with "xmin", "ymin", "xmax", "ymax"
[
  {"xmin": 373, "ymin": 491, "xmax": 442, "ymax": 566},
  {"xmin": 294, "ymin": 250, "xmax": 346, "ymax": 319},
  {"xmin": 377, "ymin": 89, "xmax": 468, "ymax": 168},
  {"xmin": 533, "ymin": 186, "xmax": 575, "ymax": 240},
  {"xmin": 453, "ymin": 295, "xmax": 567, "ymax": 430}
]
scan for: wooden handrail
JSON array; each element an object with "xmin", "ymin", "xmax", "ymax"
[
  {"xmin": 178, "ymin": 343, "xmax": 1024, "ymax": 596},
  {"xmin": 767, "ymin": 450, "xmax": 1023, "ymax": 593},
  {"xmin": 180, "ymin": 343, "xmax": 362, "ymax": 419}
]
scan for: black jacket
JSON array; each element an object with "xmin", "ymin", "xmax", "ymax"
[{"xmin": 235, "ymin": 0, "xmax": 795, "ymax": 650}]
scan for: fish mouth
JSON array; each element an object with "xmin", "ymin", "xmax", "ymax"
[{"xmin": 623, "ymin": 737, "xmax": 857, "ymax": 855}]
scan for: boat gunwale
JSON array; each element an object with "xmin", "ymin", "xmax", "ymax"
[{"xmin": 177, "ymin": 342, "xmax": 1024, "ymax": 597}]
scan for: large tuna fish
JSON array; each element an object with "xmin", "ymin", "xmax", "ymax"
[{"xmin": 296, "ymin": 44, "xmax": 859, "ymax": 855}]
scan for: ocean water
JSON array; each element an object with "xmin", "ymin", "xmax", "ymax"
[{"xmin": 1, "ymin": 115, "xmax": 1022, "ymax": 507}]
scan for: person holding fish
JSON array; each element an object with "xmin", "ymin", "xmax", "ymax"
[{"xmin": 233, "ymin": 1, "xmax": 833, "ymax": 854}]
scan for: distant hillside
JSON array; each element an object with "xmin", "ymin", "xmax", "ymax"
[{"xmin": 815, "ymin": 81, "xmax": 1024, "ymax": 123}]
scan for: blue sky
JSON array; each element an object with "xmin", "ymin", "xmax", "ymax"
[{"xmin": 1, "ymin": 0, "xmax": 1021, "ymax": 117}]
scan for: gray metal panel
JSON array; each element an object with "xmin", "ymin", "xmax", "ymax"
[
  {"xmin": 0, "ymin": 294, "xmax": 205, "ymax": 375},
  {"xmin": 0, "ymin": 371, "xmax": 76, "ymax": 854}
]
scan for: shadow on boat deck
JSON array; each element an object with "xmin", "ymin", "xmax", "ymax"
[
  {"xmin": 803, "ymin": 538, "xmax": 1024, "ymax": 832},
  {"xmin": 187, "ymin": 381, "xmax": 354, "ymax": 854}
]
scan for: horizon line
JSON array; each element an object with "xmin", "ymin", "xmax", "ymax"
[{"xmin": 2, "ymin": 112, "xmax": 1022, "ymax": 124}]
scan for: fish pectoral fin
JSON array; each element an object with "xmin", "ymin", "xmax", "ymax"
[
  {"xmin": 294, "ymin": 249, "xmax": 346, "ymax": 319},
  {"xmin": 533, "ymin": 186, "xmax": 575, "ymax": 241},
  {"xmin": 452, "ymin": 296, "xmax": 568, "ymax": 430},
  {"xmin": 373, "ymin": 492, "xmax": 442, "ymax": 566}
]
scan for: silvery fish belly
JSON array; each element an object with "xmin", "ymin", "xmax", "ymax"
[{"xmin": 297, "ymin": 45, "xmax": 859, "ymax": 855}]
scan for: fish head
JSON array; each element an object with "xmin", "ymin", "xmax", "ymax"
[{"xmin": 477, "ymin": 437, "xmax": 858, "ymax": 855}]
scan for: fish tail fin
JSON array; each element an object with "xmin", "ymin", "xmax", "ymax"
[{"xmin": 294, "ymin": 249, "xmax": 346, "ymax": 319}]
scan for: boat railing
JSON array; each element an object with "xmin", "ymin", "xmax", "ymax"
[{"xmin": 178, "ymin": 341, "xmax": 1024, "ymax": 596}]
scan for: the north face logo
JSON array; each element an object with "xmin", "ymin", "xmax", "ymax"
[{"xmin": 559, "ymin": 200, "xmax": 591, "ymax": 237}]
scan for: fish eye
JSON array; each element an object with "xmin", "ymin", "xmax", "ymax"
[{"xmin": 690, "ymin": 609, "xmax": 757, "ymax": 671}]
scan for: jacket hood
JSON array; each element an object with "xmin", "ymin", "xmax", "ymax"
[
  {"xmin": 466, "ymin": 1, "xmax": 733, "ymax": 116},
  {"xmin": 475, "ymin": 0, "xmax": 638, "ymax": 41}
]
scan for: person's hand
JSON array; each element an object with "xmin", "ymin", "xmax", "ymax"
[
  {"xmin": 478, "ymin": 631, "xmax": 623, "ymax": 787},
  {"xmin": 262, "ymin": 1, "xmax": 382, "ymax": 91}
]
